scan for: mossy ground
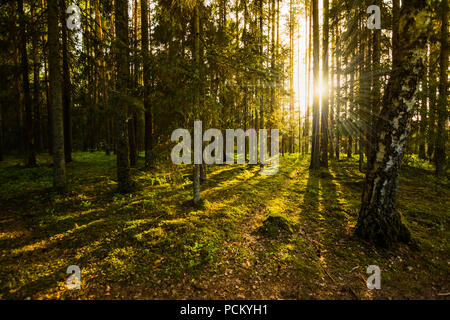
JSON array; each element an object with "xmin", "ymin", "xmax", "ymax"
[{"xmin": 0, "ymin": 152, "xmax": 448, "ymax": 299}]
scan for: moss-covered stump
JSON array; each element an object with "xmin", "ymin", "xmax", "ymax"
[{"xmin": 258, "ymin": 215, "xmax": 293, "ymax": 239}]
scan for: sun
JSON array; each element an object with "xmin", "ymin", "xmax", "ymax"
[
  {"xmin": 317, "ymin": 83, "xmax": 324, "ymax": 97},
  {"xmin": 314, "ymin": 81, "xmax": 327, "ymax": 98}
]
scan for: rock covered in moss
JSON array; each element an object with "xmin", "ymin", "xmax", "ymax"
[{"xmin": 258, "ymin": 215, "xmax": 293, "ymax": 239}]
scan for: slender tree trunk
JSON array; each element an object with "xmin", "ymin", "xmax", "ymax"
[
  {"xmin": 41, "ymin": 0, "xmax": 52, "ymax": 155},
  {"xmin": 355, "ymin": 0, "xmax": 431, "ymax": 247},
  {"xmin": 310, "ymin": 0, "xmax": 320, "ymax": 169},
  {"xmin": 128, "ymin": 117, "xmax": 138, "ymax": 166},
  {"xmin": 335, "ymin": 24, "xmax": 340, "ymax": 160},
  {"xmin": 85, "ymin": 0, "xmax": 94, "ymax": 151},
  {"xmin": 0, "ymin": 99, "xmax": 3, "ymax": 161},
  {"xmin": 419, "ymin": 80, "xmax": 428, "ymax": 159},
  {"xmin": 347, "ymin": 57, "xmax": 354, "ymax": 159},
  {"xmin": 94, "ymin": 0, "xmax": 108, "ymax": 156},
  {"xmin": 11, "ymin": 3, "xmax": 24, "ymax": 157},
  {"xmin": 141, "ymin": 0, "xmax": 153, "ymax": 168},
  {"xmin": 270, "ymin": 0, "xmax": 275, "ymax": 133},
  {"xmin": 44, "ymin": 39, "xmax": 52, "ymax": 155},
  {"xmin": 418, "ymin": 43, "xmax": 429, "ymax": 160},
  {"xmin": 392, "ymin": 0, "xmax": 400, "ymax": 65},
  {"xmin": 427, "ymin": 64, "xmax": 437, "ymax": 159},
  {"xmin": 320, "ymin": 0, "xmax": 329, "ymax": 167},
  {"xmin": 32, "ymin": 1, "xmax": 42, "ymax": 152},
  {"xmin": 436, "ymin": 0, "xmax": 448, "ymax": 176},
  {"xmin": 48, "ymin": 0, "xmax": 66, "ymax": 192},
  {"xmin": 0, "ymin": 73, "xmax": 5, "ymax": 161},
  {"xmin": 370, "ymin": 0, "xmax": 381, "ymax": 160},
  {"xmin": 61, "ymin": 0, "xmax": 72, "ymax": 163},
  {"xmin": 298, "ymin": 18, "xmax": 302, "ymax": 154},
  {"xmin": 304, "ymin": 0, "xmax": 311, "ymax": 154},
  {"xmin": 128, "ymin": 0, "xmax": 139, "ymax": 167},
  {"xmin": 288, "ymin": 0, "xmax": 294, "ymax": 154},
  {"xmin": 243, "ymin": 0, "xmax": 249, "ymax": 160},
  {"xmin": 328, "ymin": 24, "xmax": 335, "ymax": 160},
  {"xmin": 115, "ymin": 0, "xmax": 132, "ymax": 193},
  {"xmin": 193, "ymin": 3, "xmax": 201, "ymax": 204},
  {"xmin": 19, "ymin": 0, "xmax": 36, "ymax": 167},
  {"xmin": 358, "ymin": 16, "xmax": 364, "ymax": 172},
  {"xmin": 260, "ymin": 0, "xmax": 265, "ymax": 158}
]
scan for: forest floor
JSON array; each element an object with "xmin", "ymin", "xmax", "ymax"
[{"xmin": 0, "ymin": 152, "xmax": 448, "ymax": 300}]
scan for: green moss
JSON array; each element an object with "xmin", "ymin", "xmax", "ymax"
[
  {"xmin": 258, "ymin": 214, "xmax": 294, "ymax": 239},
  {"xmin": 0, "ymin": 152, "xmax": 447, "ymax": 299}
]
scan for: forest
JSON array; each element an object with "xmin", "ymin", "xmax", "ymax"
[{"xmin": 0, "ymin": 0, "xmax": 448, "ymax": 300}]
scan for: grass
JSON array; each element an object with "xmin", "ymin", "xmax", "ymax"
[{"xmin": 0, "ymin": 152, "xmax": 448, "ymax": 299}]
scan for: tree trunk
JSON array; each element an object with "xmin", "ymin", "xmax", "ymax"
[
  {"xmin": 435, "ymin": 0, "xmax": 448, "ymax": 176},
  {"xmin": 94, "ymin": 0, "xmax": 108, "ymax": 156},
  {"xmin": 335, "ymin": 24, "xmax": 340, "ymax": 160},
  {"xmin": 141, "ymin": 0, "xmax": 153, "ymax": 169},
  {"xmin": 310, "ymin": 0, "xmax": 320, "ymax": 169},
  {"xmin": 320, "ymin": 0, "xmax": 329, "ymax": 167},
  {"xmin": 288, "ymin": 0, "xmax": 294, "ymax": 154},
  {"xmin": 115, "ymin": 0, "xmax": 132, "ymax": 193},
  {"xmin": 298, "ymin": 19, "xmax": 303, "ymax": 154},
  {"xmin": 370, "ymin": 0, "xmax": 381, "ymax": 160},
  {"xmin": 0, "ymin": 100, "xmax": 3, "ymax": 162},
  {"xmin": 358, "ymin": 16, "xmax": 365, "ymax": 172},
  {"xmin": 11, "ymin": 3, "xmax": 24, "ymax": 157},
  {"xmin": 0, "ymin": 74, "xmax": 4, "ymax": 161},
  {"xmin": 129, "ymin": 0, "xmax": 139, "ymax": 167},
  {"xmin": 304, "ymin": 0, "xmax": 311, "ymax": 155},
  {"xmin": 32, "ymin": 1, "xmax": 42, "ymax": 152},
  {"xmin": 42, "ymin": 9, "xmax": 52, "ymax": 155},
  {"xmin": 128, "ymin": 117, "xmax": 138, "ymax": 167},
  {"xmin": 61, "ymin": 0, "xmax": 72, "ymax": 163},
  {"xmin": 270, "ymin": 0, "xmax": 275, "ymax": 133},
  {"xmin": 328, "ymin": 24, "xmax": 335, "ymax": 160},
  {"xmin": 355, "ymin": 0, "xmax": 431, "ymax": 248},
  {"xmin": 19, "ymin": 0, "xmax": 36, "ymax": 167},
  {"xmin": 418, "ymin": 78, "xmax": 428, "ymax": 159},
  {"xmin": 193, "ymin": 3, "xmax": 201, "ymax": 204},
  {"xmin": 47, "ymin": 0, "xmax": 66, "ymax": 192},
  {"xmin": 427, "ymin": 65, "xmax": 437, "ymax": 159},
  {"xmin": 200, "ymin": 163, "xmax": 207, "ymax": 182},
  {"xmin": 260, "ymin": 0, "xmax": 266, "ymax": 157},
  {"xmin": 347, "ymin": 55, "xmax": 354, "ymax": 159}
]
